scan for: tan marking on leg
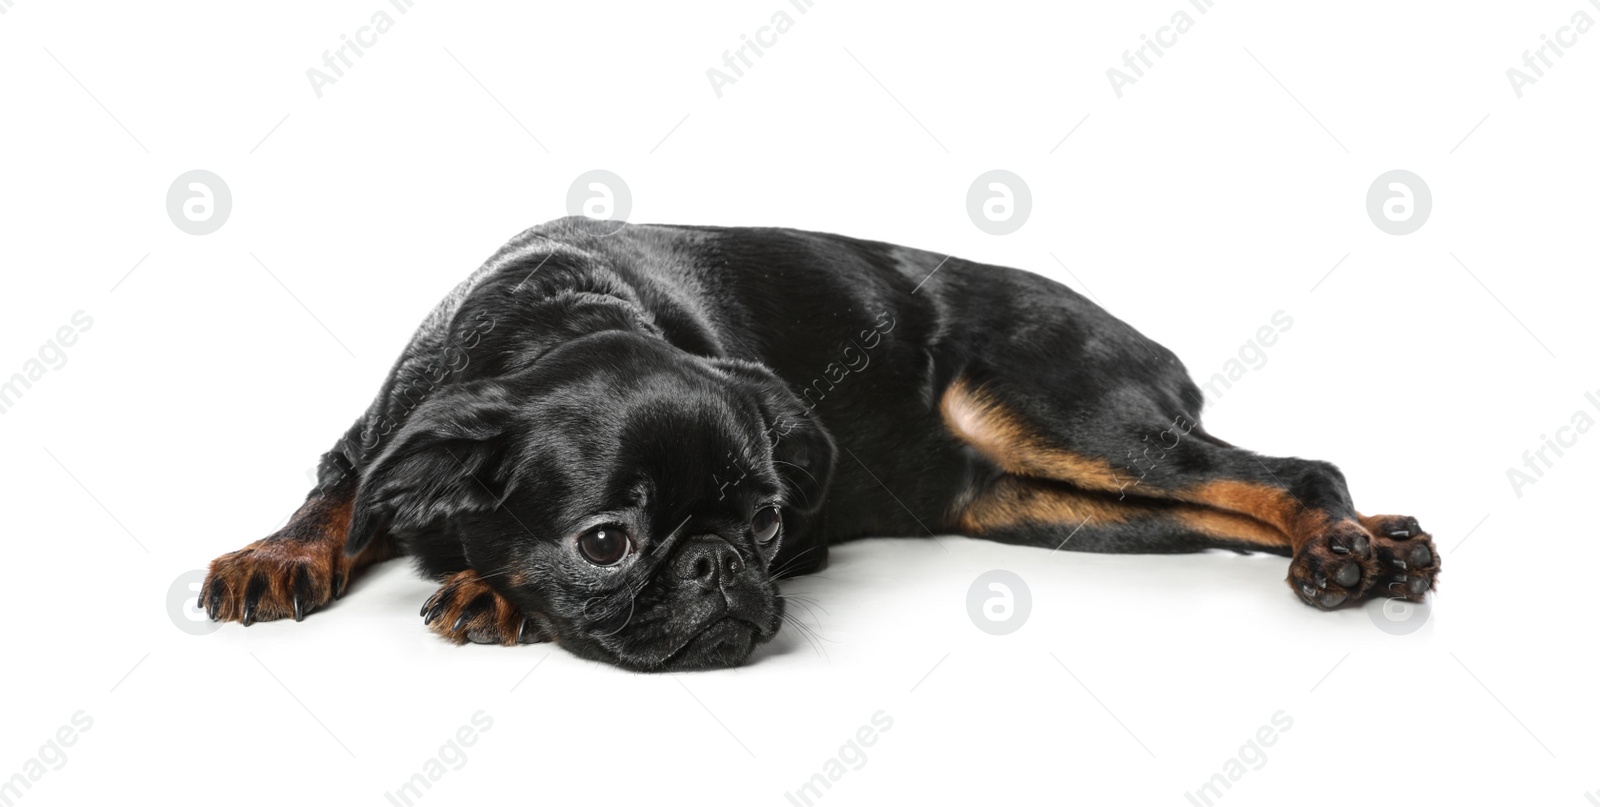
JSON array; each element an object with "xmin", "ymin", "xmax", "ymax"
[
  {"xmin": 940, "ymin": 379, "xmax": 1124, "ymax": 492},
  {"xmin": 956, "ymin": 475, "xmax": 1135, "ymax": 533},
  {"xmin": 1181, "ymin": 480, "xmax": 1328, "ymax": 548},
  {"xmin": 940, "ymin": 378, "xmax": 1321, "ymax": 550},
  {"xmin": 1168, "ymin": 505, "xmax": 1293, "ymax": 549},
  {"xmin": 202, "ymin": 486, "xmax": 397, "ymax": 624},
  {"xmin": 958, "ymin": 474, "xmax": 1292, "ymax": 550},
  {"xmin": 424, "ymin": 569, "xmax": 534, "ymax": 646}
]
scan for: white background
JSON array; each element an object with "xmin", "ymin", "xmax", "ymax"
[{"xmin": 2, "ymin": 1, "xmax": 1596, "ymax": 804}]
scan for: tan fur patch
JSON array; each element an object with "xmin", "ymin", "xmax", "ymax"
[
  {"xmin": 202, "ymin": 487, "xmax": 396, "ymax": 624},
  {"xmin": 956, "ymin": 475, "xmax": 1135, "ymax": 533},
  {"xmin": 425, "ymin": 569, "xmax": 531, "ymax": 646},
  {"xmin": 1182, "ymin": 480, "xmax": 1325, "ymax": 546},
  {"xmin": 940, "ymin": 379, "xmax": 1124, "ymax": 492},
  {"xmin": 941, "ymin": 377, "xmax": 1302, "ymax": 549},
  {"xmin": 1168, "ymin": 505, "xmax": 1292, "ymax": 549}
]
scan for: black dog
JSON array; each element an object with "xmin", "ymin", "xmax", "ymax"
[{"xmin": 201, "ymin": 217, "xmax": 1440, "ymax": 671}]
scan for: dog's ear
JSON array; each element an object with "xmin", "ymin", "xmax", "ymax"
[
  {"xmin": 768, "ymin": 399, "xmax": 835, "ymax": 515},
  {"xmin": 712, "ymin": 359, "xmax": 836, "ymax": 514},
  {"xmin": 346, "ymin": 381, "xmax": 519, "ymax": 555}
]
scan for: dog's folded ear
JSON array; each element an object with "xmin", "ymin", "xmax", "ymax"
[
  {"xmin": 769, "ymin": 400, "xmax": 836, "ymax": 516},
  {"xmin": 711, "ymin": 358, "xmax": 837, "ymax": 515},
  {"xmin": 346, "ymin": 381, "xmax": 518, "ymax": 555}
]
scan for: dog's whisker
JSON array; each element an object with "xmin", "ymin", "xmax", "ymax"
[
  {"xmin": 472, "ymin": 561, "xmax": 522, "ymax": 582},
  {"xmin": 769, "ymin": 544, "xmax": 824, "ymax": 579},
  {"xmin": 778, "ymin": 593, "xmax": 829, "ymax": 622},
  {"xmin": 779, "ymin": 611, "xmax": 830, "ymax": 660},
  {"xmin": 774, "ymin": 592, "xmax": 830, "ymax": 636},
  {"xmin": 775, "ymin": 590, "xmax": 823, "ymax": 610}
]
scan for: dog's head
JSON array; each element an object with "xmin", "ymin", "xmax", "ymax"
[{"xmin": 346, "ymin": 330, "xmax": 834, "ymax": 671}]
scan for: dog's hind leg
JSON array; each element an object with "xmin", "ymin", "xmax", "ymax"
[
  {"xmin": 953, "ymin": 473, "xmax": 1295, "ymax": 556},
  {"xmin": 940, "ymin": 377, "xmax": 1439, "ymax": 609},
  {"xmin": 201, "ymin": 446, "xmax": 399, "ymax": 625}
]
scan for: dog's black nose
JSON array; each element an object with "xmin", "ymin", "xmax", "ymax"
[{"xmin": 673, "ymin": 537, "xmax": 742, "ymax": 589}]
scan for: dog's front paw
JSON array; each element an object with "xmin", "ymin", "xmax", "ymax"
[
  {"xmin": 422, "ymin": 570, "xmax": 547, "ymax": 646},
  {"xmin": 1359, "ymin": 514, "xmax": 1440, "ymax": 601},
  {"xmin": 202, "ymin": 539, "xmax": 344, "ymax": 625},
  {"xmin": 1287, "ymin": 519, "xmax": 1379, "ymax": 609}
]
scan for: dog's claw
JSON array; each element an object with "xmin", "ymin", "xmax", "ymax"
[
  {"xmin": 1383, "ymin": 517, "xmax": 1421, "ymax": 539},
  {"xmin": 422, "ymin": 573, "xmax": 535, "ymax": 646},
  {"xmin": 201, "ymin": 533, "xmax": 356, "ymax": 625},
  {"xmin": 241, "ymin": 573, "xmax": 269, "ymax": 626}
]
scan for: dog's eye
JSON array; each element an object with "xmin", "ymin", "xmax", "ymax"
[
  {"xmin": 752, "ymin": 506, "xmax": 782, "ymax": 544},
  {"xmin": 577, "ymin": 525, "xmax": 631, "ymax": 566}
]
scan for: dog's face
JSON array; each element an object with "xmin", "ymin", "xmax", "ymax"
[{"xmin": 348, "ymin": 331, "xmax": 834, "ymax": 671}]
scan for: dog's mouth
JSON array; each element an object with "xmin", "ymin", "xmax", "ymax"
[
  {"xmin": 650, "ymin": 616, "xmax": 763, "ymax": 672},
  {"xmin": 569, "ymin": 583, "xmax": 784, "ymax": 672}
]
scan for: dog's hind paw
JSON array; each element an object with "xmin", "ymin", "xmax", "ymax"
[
  {"xmin": 1286, "ymin": 515, "xmax": 1440, "ymax": 609},
  {"xmin": 1287, "ymin": 519, "xmax": 1380, "ymax": 609},
  {"xmin": 1359, "ymin": 514, "xmax": 1440, "ymax": 601}
]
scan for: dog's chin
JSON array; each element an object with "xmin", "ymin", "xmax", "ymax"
[
  {"xmin": 657, "ymin": 618, "xmax": 761, "ymax": 671},
  {"xmin": 584, "ymin": 613, "xmax": 775, "ymax": 673}
]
